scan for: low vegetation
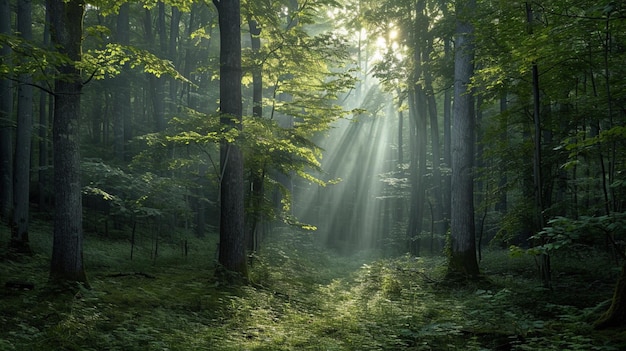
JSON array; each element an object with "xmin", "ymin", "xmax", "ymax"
[{"xmin": 1, "ymin": 221, "xmax": 625, "ymax": 350}]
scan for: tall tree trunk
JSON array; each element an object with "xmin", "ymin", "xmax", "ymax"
[
  {"xmin": 526, "ymin": 2, "xmax": 550, "ymax": 289},
  {"xmin": 113, "ymin": 3, "xmax": 130, "ymax": 161},
  {"xmin": 0, "ymin": 0, "xmax": 14, "ymax": 223},
  {"xmin": 38, "ymin": 5, "xmax": 52, "ymax": 211},
  {"xmin": 11, "ymin": 0, "xmax": 34, "ymax": 253},
  {"xmin": 48, "ymin": 0, "xmax": 88, "ymax": 285},
  {"xmin": 405, "ymin": 0, "xmax": 428, "ymax": 256},
  {"xmin": 448, "ymin": 0, "xmax": 479, "ymax": 277},
  {"xmin": 495, "ymin": 93, "xmax": 508, "ymax": 213},
  {"xmin": 424, "ymin": 35, "xmax": 445, "ymax": 241},
  {"xmin": 246, "ymin": 17, "xmax": 264, "ymax": 258},
  {"xmin": 144, "ymin": 8, "xmax": 166, "ymax": 132},
  {"xmin": 169, "ymin": 6, "xmax": 181, "ymax": 109},
  {"xmin": 441, "ymin": 1, "xmax": 452, "ymax": 225},
  {"xmin": 214, "ymin": 0, "xmax": 247, "ymax": 276}
]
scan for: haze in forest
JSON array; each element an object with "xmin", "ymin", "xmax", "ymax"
[{"xmin": 1, "ymin": 0, "xmax": 626, "ymax": 349}]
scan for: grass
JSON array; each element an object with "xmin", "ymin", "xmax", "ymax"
[{"xmin": 1, "ymin": 220, "xmax": 626, "ymax": 350}]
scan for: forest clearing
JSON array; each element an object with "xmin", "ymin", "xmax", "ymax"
[{"xmin": 1, "ymin": 221, "xmax": 625, "ymax": 350}]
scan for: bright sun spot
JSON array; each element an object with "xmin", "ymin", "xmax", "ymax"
[
  {"xmin": 389, "ymin": 29, "xmax": 398, "ymax": 40},
  {"xmin": 376, "ymin": 36, "xmax": 386, "ymax": 49}
]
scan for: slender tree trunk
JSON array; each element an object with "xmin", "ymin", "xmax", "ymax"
[
  {"xmin": 246, "ymin": 17, "xmax": 264, "ymax": 258},
  {"xmin": 424, "ymin": 35, "xmax": 445, "ymax": 240},
  {"xmin": 448, "ymin": 0, "xmax": 479, "ymax": 277},
  {"xmin": 495, "ymin": 94, "xmax": 508, "ymax": 213},
  {"xmin": 48, "ymin": 0, "xmax": 88, "ymax": 285},
  {"xmin": 0, "ymin": 0, "xmax": 14, "ymax": 223},
  {"xmin": 39, "ymin": 6, "xmax": 52, "ymax": 211},
  {"xmin": 214, "ymin": 0, "xmax": 247, "ymax": 276},
  {"xmin": 406, "ymin": 0, "xmax": 428, "ymax": 256},
  {"xmin": 11, "ymin": 0, "xmax": 34, "ymax": 253},
  {"xmin": 144, "ymin": 8, "xmax": 166, "ymax": 132},
  {"xmin": 526, "ymin": 2, "xmax": 550, "ymax": 288},
  {"xmin": 113, "ymin": 3, "xmax": 130, "ymax": 161},
  {"xmin": 396, "ymin": 93, "xmax": 405, "ymax": 224},
  {"xmin": 441, "ymin": 1, "xmax": 452, "ymax": 225},
  {"xmin": 169, "ymin": 6, "xmax": 181, "ymax": 109}
]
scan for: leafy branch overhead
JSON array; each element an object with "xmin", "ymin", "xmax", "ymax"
[{"xmin": 0, "ymin": 33, "xmax": 190, "ymax": 86}]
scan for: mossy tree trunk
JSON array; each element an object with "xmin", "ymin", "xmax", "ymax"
[
  {"xmin": 48, "ymin": 0, "xmax": 88, "ymax": 285},
  {"xmin": 0, "ymin": 0, "xmax": 13, "ymax": 224},
  {"xmin": 595, "ymin": 261, "xmax": 626, "ymax": 329},
  {"xmin": 214, "ymin": 0, "xmax": 247, "ymax": 277},
  {"xmin": 448, "ymin": 0, "xmax": 479, "ymax": 278}
]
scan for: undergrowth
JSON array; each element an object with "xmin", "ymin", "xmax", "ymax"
[{"xmin": 1, "ymin": 222, "xmax": 625, "ymax": 350}]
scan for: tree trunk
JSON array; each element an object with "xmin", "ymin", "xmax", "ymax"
[
  {"xmin": 441, "ymin": 1, "xmax": 452, "ymax": 225},
  {"xmin": 448, "ymin": 0, "xmax": 479, "ymax": 277},
  {"xmin": 48, "ymin": 0, "xmax": 88, "ymax": 285},
  {"xmin": 246, "ymin": 17, "xmax": 264, "ymax": 258},
  {"xmin": 11, "ymin": 0, "xmax": 34, "ymax": 253},
  {"xmin": 526, "ymin": 2, "xmax": 551, "ymax": 289},
  {"xmin": 169, "ymin": 6, "xmax": 181, "ymax": 108},
  {"xmin": 424, "ymin": 35, "xmax": 445, "ymax": 241},
  {"xmin": 214, "ymin": 0, "xmax": 247, "ymax": 277},
  {"xmin": 406, "ymin": 0, "xmax": 428, "ymax": 256},
  {"xmin": 38, "ymin": 6, "xmax": 52, "ymax": 211},
  {"xmin": 495, "ymin": 94, "xmax": 508, "ymax": 213},
  {"xmin": 113, "ymin": 3, "xmax": 130, "ymax": 161},
  {"xmin": 0, "ymin": 0, "xmax": 14, "ymax": 224},
  {"xmin": 595, "ymin": 261, "xmax": 626, "ymax": 329},
  {"xmin": 144, "ymin": 8, "xmax": 166, "ymax": 132}
]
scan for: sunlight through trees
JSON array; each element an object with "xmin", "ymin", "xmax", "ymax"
[{"xmin": 1, "ymin": 0, "xmax": 626, "ymax": 347}]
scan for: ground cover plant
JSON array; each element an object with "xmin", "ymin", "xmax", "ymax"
[{"xmin": 1, "ymin": 221, "xmax": 625, "ymax": 350}]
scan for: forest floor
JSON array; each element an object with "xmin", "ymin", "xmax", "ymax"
[{"xmin": 1, "ymin": 220, "xmax": 626, "ymax": 350}]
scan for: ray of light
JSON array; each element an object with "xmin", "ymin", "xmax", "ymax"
[{"xmin": 293, "ymin": 90, "xmax": 400, "ymax": 254}]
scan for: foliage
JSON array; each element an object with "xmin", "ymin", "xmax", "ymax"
[
  {"xmin": 509, "ymin": 213, "xmax": 626, "ymax": 258},
  {"xmin": 1, "ymin": 223, "xmax": 624, "ymax": 351},
  {"xmin": 0, "ymin": 32, "xmax": 188, "ymax": 86},
  {"xmin": 82, "ymin": 159, "xmax": 193, "ymax": 225}
]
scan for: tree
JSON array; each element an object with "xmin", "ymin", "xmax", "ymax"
[
  {"xmin": 595, "ymin": 261, "xmax": 626, "ymax": 329},
  {"xmin": 245, "ymin": 11, "xmax": 263, "ymax": 257},
  {"xmin": 48, "ymin": 0, "xmax": 88, "ymax": 284},
  {"xmin": 525, "ymin": 1, "xmax": 551, "ymax": 289},
  {"xmin": 214, "ymin": 0, "xmax": 247, "ymax": 276},
  {"xmin": 112, "ymin": 3, "xmax": 130, "ymax": 161},
  {"xmin": 11, "ymin": 0, "xmax": 34, "ymax": 253},
  {"xmin": 0, "ymin": 0, "xmax": 13, "ymax": 224},
  {"xmin": 448, "ymin": 0, "xmax": 479, "ymax": 277}
]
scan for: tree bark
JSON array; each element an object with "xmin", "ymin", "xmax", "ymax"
[
  {"xmin": 449, "ymin": 0, "xmax": 479, "ymax": 277},
  {"xmin": 424, "ymin": 34, "xmax": 445, "ymax": 241},
  {"xmin": 526, "ymin": 2, "xmax": 551, "ymax": 289},
  {"xmin": 595, "ymin": 261, "xmax": 626, "ymax": 329},
  {"xmin": 48, "ymin": 0, "xmax": 88, "ymax": 285},
  {"xmin": 11, "ymin": 0, "xmax": 34, "ymax": 253},
  {"xmin": 214, "ymin": 0, "xmax": 247, "ymax": 276},
  {"xmin": 246, "ymin": 17, "xmax": 264, "ymax": 257},
  {"xmin": 113, "ymin": 3, "xmax": 130, "ymax": 161},
  {"xmin": 405, "ymin": 0, "xmax": 428, "ymax": 256},
  {"xmin": 0, "ymin": 0, "xmax": 14, "ymax": 223},
  {"xmin": 38, "ymin": 6, "xmax": 52, "ymax": 210}
]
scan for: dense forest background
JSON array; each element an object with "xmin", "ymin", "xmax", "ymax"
[{"xmin": 1, "ymin": 0, "xmax": 626, "ymax": 349}]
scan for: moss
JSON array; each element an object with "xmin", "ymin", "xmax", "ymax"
[{"xmin": 595, "ymin": 262, "xmax": 626, "ymax": 329}]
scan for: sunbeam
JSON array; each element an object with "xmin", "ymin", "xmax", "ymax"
[{"xmin": 294, "ymin": 88, "xmax": 399, "ymax": 254}]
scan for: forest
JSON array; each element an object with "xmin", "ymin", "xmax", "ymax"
[{"xmin": 1, "ymin": 0, "xmax": 626, "ymax": 349}]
